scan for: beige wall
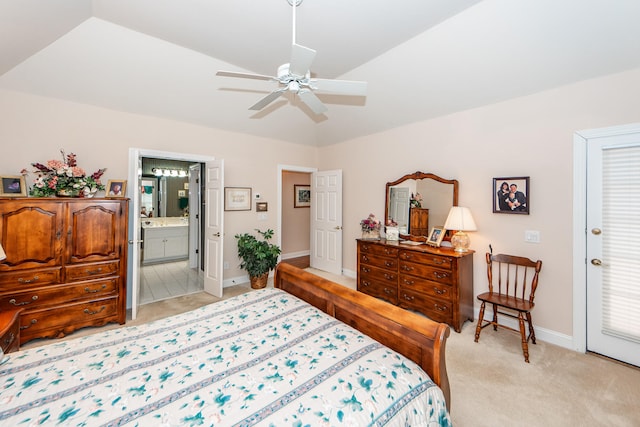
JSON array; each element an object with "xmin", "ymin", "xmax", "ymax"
[
  {"xmin": 281, "ymin": 171, "xmax": 311, "ymax": 256},
  {"xmin": 0, "ymin": 88, "xmax": 316, "ymax": 280},
  {"xmin": 3, "ymin": 65, "xmax": 640, "ymax": 341},
  {"xmin": 318, "ymin": 67, "xmax": 640, "ymax": 337}
]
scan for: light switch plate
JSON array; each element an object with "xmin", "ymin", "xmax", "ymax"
[{"xmin": 524, "ymin": 230, "xmax": 540, "ymax": 243}]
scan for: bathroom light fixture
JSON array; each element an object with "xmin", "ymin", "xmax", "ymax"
[
  {"xmin": 152, "ymin": 168, "xmax": 187, "ymax": 178},
  {"xmin": 444, "ymin": 206, "xmax": 477, "ymax": 252}
]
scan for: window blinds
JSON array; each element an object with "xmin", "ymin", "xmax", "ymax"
[{"xmin": 601, "ymin": 145, "xmax": 640, "ymax": 343}]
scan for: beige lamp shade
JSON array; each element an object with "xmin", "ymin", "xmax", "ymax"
[
  {"xmin": 0, "ymin": 242, "xmax": 5, "ymax": 261},
  {"xmin": 444, "ymin": 206, "xmax": 477, "ymax": 252}
]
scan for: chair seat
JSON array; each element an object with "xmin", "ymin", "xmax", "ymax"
[{"xmin": 476, "ymin": 292, "xmax": 535, "ymax": 312}]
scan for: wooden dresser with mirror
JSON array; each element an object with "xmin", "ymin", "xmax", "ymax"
[{"xmin": 357, "ymin": 171, "xmax": 474, "ymax": 332}]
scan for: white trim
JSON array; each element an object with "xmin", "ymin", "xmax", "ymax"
[
  {"xmin": 281, "ymin": 250, "xmax": 310, "ymax": 260},
  {"xmin": 572, "ymin": 122, "xmax": 640, "ymax": 353},
  {"xmin": 474, "ymin": 308, "xmax": 573, "ymax": 350}
]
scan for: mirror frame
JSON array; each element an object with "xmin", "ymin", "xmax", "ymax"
[{"xmin": 385, "ymin": 171, "xmax": 459, "ymax": 241}]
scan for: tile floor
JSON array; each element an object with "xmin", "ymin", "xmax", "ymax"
[{"xmin": 140, "ymin": 260, "xmax": 204, "ymax": 305}]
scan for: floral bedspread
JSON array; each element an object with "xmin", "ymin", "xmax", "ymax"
[{"xmin": 0, "ymin": 288, "xmax": 450, "ymax": 426}]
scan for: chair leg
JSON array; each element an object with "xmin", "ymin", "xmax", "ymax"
[
  {"xmin": 474, "ymin": 301, "xmax": 486, "ymax": 342},
  {"xmin": 518, "ymin": 313, "xmax": 530, "ymax": 363},
  {"xmin": 526, "ymin": 312, "xmax": 536, "ymax": 344},
  {"xmin": 492, "ymin": 304, "xmax": 498, "ymax": 331}
]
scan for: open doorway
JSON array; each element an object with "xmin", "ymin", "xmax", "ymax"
[
  {"xmin": 280, "ymin": 169, "xmax": 312, "ymax": 268},
  {"xmin": 138, "ymin": 157, "xmax": 203, "ymax": 305}
]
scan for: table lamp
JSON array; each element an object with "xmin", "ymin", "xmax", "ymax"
[{"xmin": 444, "ymin": 206, "xmax": 477, "ymax": 252}]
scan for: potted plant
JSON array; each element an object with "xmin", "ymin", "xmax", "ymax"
[{"xmin": 235, "ymin": 228, "xmax": 281, "ymax": 289}]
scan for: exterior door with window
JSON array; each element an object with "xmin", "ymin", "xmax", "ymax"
[{"xmin": 586, "ymin": 129, "xmax": 640, "ymax": 367}]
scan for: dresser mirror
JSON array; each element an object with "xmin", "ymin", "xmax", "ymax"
[{"xmin": 385, "ymin": 172, "xmax": 458, "ymax": 240}]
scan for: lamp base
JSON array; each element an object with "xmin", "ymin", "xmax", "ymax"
[{"xmin": 450, "ymin": 231, "xmax": 470, "ymax": 252}]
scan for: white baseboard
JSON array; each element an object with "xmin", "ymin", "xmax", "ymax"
[
  {"xmin": 474, "ymin": 307, "xmax": 573, "ymax": 350},
  {"xmin": 281, "ymin": 250, "xmax": 310, "ymax": 260},
  {"xmin": 342, "ymin": 268, "xmax": 356, "ymax": 279}
]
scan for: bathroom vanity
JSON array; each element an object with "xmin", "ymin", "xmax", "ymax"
[{"xmin": 142, "ymin": 217, "xmax": 189, "ymax": 264}]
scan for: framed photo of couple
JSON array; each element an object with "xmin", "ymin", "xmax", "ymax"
[{"xmin": 493, "ymin": 176, "xmax": 529, "ymax": 215}]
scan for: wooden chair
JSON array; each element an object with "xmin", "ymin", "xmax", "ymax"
[{"xmin": 474, "ymin": 253, "xmax": 542, "ymax": 362}]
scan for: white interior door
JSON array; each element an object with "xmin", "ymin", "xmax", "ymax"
[
  {"xmin": 310, "ymin": 170, "xmax": 342, "ymax": 275},
  {"xmin": 203, "ymin": 159, "xmax": 224, "ymax": 297},
  {"xmin": 586, "ymin": 131, "xmax": 640, "ymax": 367},
  {"xmin": 188, "ymin": 164, "xmax": 201, "ymax": 269}
]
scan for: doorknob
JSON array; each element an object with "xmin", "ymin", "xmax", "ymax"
[
  {"xmin": 213, "ymin": 232, "xmax": 221, "ymax": 237},
  {"xmin": 128, "ymin": 239, "xmax": 143, "ymax": 244},
  {"xmin": 591, "ymin": 259, "xmax": 602, "ymax": 266},
  {"xmin": 334, "ymin": 226, "xmax": 342, "ymax": 230},
  {"xmin": 591, "ymin": 228, "xmax": 602, "ymax": 235}
]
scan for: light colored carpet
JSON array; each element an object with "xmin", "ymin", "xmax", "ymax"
[{"xmin": 21, "ymin": 272, "xmax": 640, "ymax": 426}]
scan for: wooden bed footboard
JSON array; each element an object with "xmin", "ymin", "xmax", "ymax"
[{"xmin": 274, "ymin": 263, "xmax": 451, "ymax": 409}]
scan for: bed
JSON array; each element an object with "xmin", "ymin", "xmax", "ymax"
[{"xmin": 0, "ymin": 263, "xmax": 451, "ymax": 426}]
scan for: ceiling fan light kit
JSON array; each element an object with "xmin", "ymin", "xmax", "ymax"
[{"xmin": 216, "ymin": 0, "xmax": 367, "ymax": 116}]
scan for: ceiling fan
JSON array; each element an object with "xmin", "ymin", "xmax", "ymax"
[{"xmin": 216, "ymin": 0, "xmax": 367, "ymax": 115}]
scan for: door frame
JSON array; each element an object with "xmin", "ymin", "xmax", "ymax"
[
  {"xmin": 277, "ymin": 164, "xmax": 317, "ymax": 264},
  {"xmin": 572, "ymin": 122, "xmax": 640, "ymax": 353},
  {"xmin": 127, "ymin": 148, "xmax": 215, "ymax": 319}
]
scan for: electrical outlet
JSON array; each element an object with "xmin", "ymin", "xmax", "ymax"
[{"xmin": 258, "ymin": 213, "xmax": 268, "ymax": 221}]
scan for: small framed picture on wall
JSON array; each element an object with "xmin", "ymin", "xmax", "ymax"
[
  {"xmin": 493, "ymin": 176, "xmax": 529, "ymax": 214},
  {"xmin": 224, "ymin": 187, "xmax": 252, "ymax": 211},
  {"xmin": 294, "ymin": 185, "xmax": 311, "ymax": 208}
]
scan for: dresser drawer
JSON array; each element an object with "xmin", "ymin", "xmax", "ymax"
[
  {"xmin": 65, "ymin": 261, "xmax": 120, "ymax": 281},
  {"xmin": 20, "ymin": 296, "xmax": 120, "ymax": 343},
  {"xmin": 399, "ymin": 260, "xmax": 453, "ymax": 285},
  {"xmin": 359, "ymin": 242, "xmax": 399, "ymax": 258},
  {"xmin": 0, "ymin": 310, "xmax": 21, "ymax": 353},
  {"xmin": 0, "ymin": 278, "xmax": 119, "ymax": 312},
  {"xmin": 399, "ymin": 251, "xmax": 453, "ymax": 270},
  {"xmin": 0, "ymin": 267, "xmax": 61, "ymax": 291},
  {"xmin": 358, "ymin": 277, "xmax": 398, "ymax": 305},
  {"xmin": 398, "ymin": 289, "xmax": 452, "ymax": 324},
  {"xmin": 359, "ymin": 263, "xmax": 398, "ymax": 284},
  {"xmin": 360, "ymin": 253, "xmax": 398, "ymax": 270},
  {"xmin": 399, "ymin": 275, "xmax": 453, "ymax": 301}
]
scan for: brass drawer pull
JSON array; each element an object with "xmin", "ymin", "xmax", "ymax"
[
  {"xmin": 403, "ymin": 279, "xmax": 414, "ymax": 285},
  {"xmin": 383, "ymin": 273, "xmax": 394, "ymax": 280},
  {"xmin": 432, "ymin": 271, "xmax": 449, "ymax": 280},
  {"xmin": 84, "ymin": 306, "xmax": 106, "ymax": 315},
  {"xmin": 402, "ymin": 294, "xmax": 414, "ymax": 302},
  {"xmin": 434, "ymin": 304, "xmax": 448, "ymax": 312},
  {"xmin": 362, "ymin": 267, "xmax": 371, "ymax": 273},
  {"xmin": 384, "ymin": 261, "xmax": 394, "ymax": 267},
  {"xmin": 401, "ymin": 265, "xmax": 413, "ymax": 272},
  {"xmin": 85, "ymin": 268, "xmax": 104, "ymax": 275},
  {"xmin": 362, "ymin": 280, "xmax": 371, "ymax": 287},
  {"xmin": 431, "ymin": 258, "xmax": 447, "ymax": 265},
  {"xmin": 362, "ymin": 255, "xmax": 369, "ymax": 262},
  {"xmin": 85, "ymin": 284, "xmax": 107, "ymax": 293},
  {"xmin": 18, "ymin": 275, "xmax": 40, "ymax": 284},
  {"xmin": 9, "ymin": 295, "xmax": 38, "ymax": 306},
  {"xmin": 433, "ymin": 287, "xmax": 446, "ymax": 295},
  {"xmin": 21, "ymin": 319, "xmax": 37, "ymax": 330},
  {"xmin": 403, "ymin": 253, "xmax": 413, "ymax": 260},
  {"xmin": 383, "ymin": 288, "xmax": 394, "ymax": 295}
]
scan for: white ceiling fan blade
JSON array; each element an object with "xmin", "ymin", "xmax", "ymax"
[
  {"xmin": 249, "ymin": 89, "xmax": 286, "ymax": 111},
  {"xmin": 311, "ymin": 79, "xmax": 368, "ymax": 96},
  {"xmin": 289, "ymin": 44, "xmax": 316, "ymax": 77},
  {"xmin": 298, "ymin": 89, "xmax": 328, "ymax": 115},
  {"xmin": 216, "ymin": 70, "xmax": 276, "ymax": 81}
]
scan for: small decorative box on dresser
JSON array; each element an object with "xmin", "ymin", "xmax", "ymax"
[
  {"xmin": 357, "ymin": 239, "xmax": 474, "ymax": 332},
  {"xmin": 0, "ymin": 198, "xmax": 128, "ymax": 345}
]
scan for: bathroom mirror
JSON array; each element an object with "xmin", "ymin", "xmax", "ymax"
[{"xmin": 385, "ymin": 171, "xmax": 458, "ymax": 240}]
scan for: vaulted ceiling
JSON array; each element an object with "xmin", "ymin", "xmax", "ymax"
[{"xmin": 1, "ymin": 0, "xmax": 639, "ymax": 146}]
